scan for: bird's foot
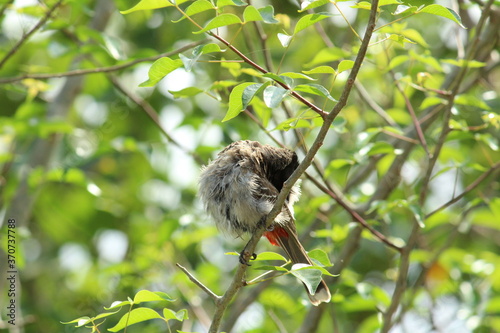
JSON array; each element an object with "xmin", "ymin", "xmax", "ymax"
[{"xmin": 239, "ymin": 250, "xmax": 257, "ymax": 266}]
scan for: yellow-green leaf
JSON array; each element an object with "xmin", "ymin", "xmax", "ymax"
[
  {"xmin": 337, "ymin": 60, "xmax": 354, "ymax": 73},
  {"xmin": 223, "ymin": 82, "xmax": 255, "ymax": 122},
  {"xmin": 294, "ymin": 12, "xmax": 332, "ymax": 35},
  {"xmin": 133, "ymin": 290, "xmax": 175, "ymax": 303},
  {"xmin": 299, "ymin": 0, "xmax": 329, "ymax": 12},
  {"xmin": 172, "ymin": 0, "xmax": 214, "ymax": 22},
  {"xmin": 108, "ymin": 308, "xmax": 163, "ymax": 332},
  {"xmin": 417, "ymin": 4, "xmax": 465, "ymax": 28},
  {"xmin": 303, "ymin": 66, "xmax": 336, "ymax": 75},
  {"xmin": 243, "ymin": 5, "xmax": 263, "ymax": 23},
  {"xmin": 194, "ymin": 13, "xmax": 242, "ymax": 34},
  {"xmin": 139, "ymin": 57, "xmax": 183, "ymax": 87},
  {"xmin": 120, "ymin": 0, "xmax": 173, "ymax": 15}
]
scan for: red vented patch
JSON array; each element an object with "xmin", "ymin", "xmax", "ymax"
[{"xmin": 263, "ymin": 226, "xmax": 289, "ymax": 246}]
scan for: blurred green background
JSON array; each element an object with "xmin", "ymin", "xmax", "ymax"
[{"xmin": 1, "ymin": 0, "xmax": 499, "ymax": 332}]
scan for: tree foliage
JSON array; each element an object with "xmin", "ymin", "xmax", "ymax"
[{"xmin": 0, "ymin": 0, "xmax": 499, "ymax": 332}]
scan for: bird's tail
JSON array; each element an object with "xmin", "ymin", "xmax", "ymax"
[{"xmin": 264, "ymin": 224, "xmax": 331, "ymax": 306}]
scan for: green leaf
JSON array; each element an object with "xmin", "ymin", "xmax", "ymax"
[
  {"xmin": 300, "ymin": 0, "xmax": 329, "ymax": 12},
  {"xmin": 194, "ymin": 14, "xmax": 242, "ymax": 34},
  {"xmin": 263, "ymin": 86, "xmax": 289, "ymax": 108},
  {"xmin": 182, "ymin": 43, "xmax": 223, "ymax": 71},
  {"xmin": 108, "ymin": 308, "xmax": 163, "ymax": 332},
  {"xmin": 274, "ymin": 118, "xmax": 311, "ymax": 131},
  {"xmin": 139, "ymin": 57, "xmax": 183, "ymax": 87},
  {"xmin": 379, "ymin": 0, "xmax": 402, "ymax": 5},
  {"xmin": 308, "ymin": 249, "xmax": 333, "ymax": 267},
  {"xmin": 475, "ymin": 133, "xmax": 499, "ymax": 151},
  {"xmin": 163, "ymin": 308, "xmax": 188, "ymax": 321},
  {"xmin": 61, "ymin": 316, "xmax": 92, "ymax": 327},
  {"xmin": 420, "ymin": 96, "xmax": 446, "ymax": 109},
  {"xmin": 350, "ymin": 1, "xmax": 373, "ymax": 10},
  {"xmin": 187, "ymin": 0, "xmax": 215, "ymax": 14},
  {"xmin": 200, "ymin": 43, "xmax": 224, "ymax": 54},
  {"xmin": 63, "ymin": 309, "xmax": 123, "ymax": 326},
  {"xmin": 105, "ymin": 300, "xmax": 132, "ymax": 310},
  {"xmin": 223, "ymin": 82, "xmax": 255, "ymax": 122},
  {"xmin": 366, "ymin": 141, "xmax": 395, "ymax": 156},
  {"xmin": 262, "ymin": 73, "xmax": 293, "ymax": 86},
  {"xmin": 14, "ymin": 102, "xmax": 45, "ymax": 120},
  {"xmin": 103, "ymin": 35, "xmax": 125, "ymax": 60},
  {"xmin": 328, "ymin": 158, "xmax": 355, "ymax": 169},
  {"xmin": 305, "ymin": 47, "xmax": 350, "ymax": 67},
  {"xmin": 280, "ymin": 72, "xmax": 315, "ymax": 80},
  {"xmin": 289, "ymin": 264, "xmax": 326, "ymax": 295},
  {"xmin": 442, "ymin": 59, "xmax": 486, "ymax": 68},
  {"xmin": 409, "ymin": 50, "xmax": 443, "ymax": 72},
  {"xmin": 173, "ymin": 0, "xmax": 214, "ymax": 22},
  {"xmin": 217, "ymin": 0, "xmax": 247, "ymax": 7},
  {"xmin": 211, "ymin": 80, "xmax": 239, "ymax": 89},
  {"xmin": 294, "ymin": 84, "xmax": 337, "ymax": 101},
  {"xmin": 455, "ymin": 94, "xmax": 491, "ymax": 110},
  {"xmin": 331, "ymin": 116, "xmax": 347, "ymax": 133},
  {"xmin": 252, "ymin": 251, "xmax": 288, "ymax": 262},
  {"xmin": 399, "ymin": 28, "xmax": 428, "ymax": 47},
  {"xmin": 37, "ymin": 121, "xmax": 73, "ymax": 138},
  {"xmin": 134, "ymin": 290, "xmax": 175, "ymax": 303},
  {"xmin": 387, "ymin": 33, "xmax": 417, "ymax": 45},
  {"xmin": 294, "ymin": 12, "xmax": 332, "ymax": 35},
  {"xmin": 356, "ymin": 283, "xmax": 391, "ymax": 309},
  {"xmin": 417, "ymin": 5, "xmax": 465, "ymax": 28},
  {"xmin": 387, "ymin": 55, "xmax": 409, "ymax": 71},
  {"xmin": 259, "ymin": 6, "xmax": 279, "ymax": 24},
  {"xmin": 489, "ymin": 198, "xmax": 500, "ymax": 220},
  {"xmin": 242, "ymin": 82, "xmax": 269, "ymax": 108},
  {"xmin": 277, "ymin": 33, "xmax": 293, "ymax": 47},
  {"xmin": 120, "ymin": 0, "xmax": 173, "ymax": 15},
  {"xmin": 393, "ymin": 5, "xmax": 417, "ymax": 15},
  {"xmin": 253, "ymin": 265, "xmax": 289, "ymax": 271},
  {"xmin": 409, "ymin": 204, "xmax": 425, "ymax": 228},
  {"xmin": 303, "ymin": 66, "xmax": 336, "ymax": 75},
  {"xmin": 252, "ymin": 98, "xmax": 272, "ymax": 127},
  {"xmin": 243, "ymin": 5, "xmax": 263, "ymax": 22},
  {"xmin": 337, "ymin": 60, "xmax": 355, "ymax": 73},
  {"xmin": 169, "ymin": 87, "xmax": 204, "ymax": 98}
]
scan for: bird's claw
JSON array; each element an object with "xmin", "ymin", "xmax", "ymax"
[{"xmin": 239, "ymin": 250, "xmax": 257, "ymax": 266}]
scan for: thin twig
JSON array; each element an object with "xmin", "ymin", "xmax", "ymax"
[
  {"xmin": 426, "ymin": 162, "xmax": 500, "ymax": 218},
  {"xmin": 0, "ymin": 0, "xmax": 64, "ymax": 70},
  {"xmin": 381, "ymin": 222, "xmax": 419, "ymax": 333},
  {"xmin": 306, "ymin": 174, "xmax": 403, "ymax": 252},
  {"xmin": 176, "ymin": 264, "xmax": 221, "ymax": 302},
  {"xmin": 393, "ymin": 75, "xmax": 430, "ymax": 156},
  {"xmin": 107, "ymin": 75, "xmax": 205, "ymax": 165},
  {"xmin": 0, "ymin": 39, "xmax": 208, "ymax": 84},
  {"xmin": 355, "ymin": 81, "xmax": 398, "ymax": 127}
]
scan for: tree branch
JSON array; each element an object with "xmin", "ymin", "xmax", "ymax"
[
  {"xmin": 176, "ymin": 264, "xmax": 220, "ymax": 302},
  {"xmin": 0, "ymin": 39, "xmax": 208, "ymax": 84}
]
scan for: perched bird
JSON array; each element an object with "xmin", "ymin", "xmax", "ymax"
[{"xmin": 199, "ymin": 140, "xmax": 331, "ymax": 305}]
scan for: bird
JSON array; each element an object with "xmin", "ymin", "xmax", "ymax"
[{"xmin": 199, "ymin": 140, "xmax": 331, "ymax": 306}]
